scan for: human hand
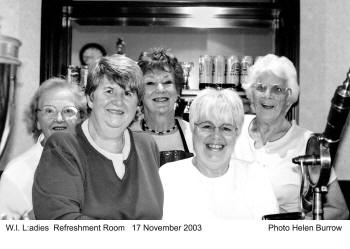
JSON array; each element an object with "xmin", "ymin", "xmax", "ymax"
[
  {"xmin": 0, "ymin": 213, "xmax": 15, "ymax": 220},
  {"xmin": 0, "ymin": 212, "xmax": 30, "ymax": 220}
]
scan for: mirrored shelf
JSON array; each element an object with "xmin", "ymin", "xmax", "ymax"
[
  {"xmin": 41, "ymin": 0, "xmax": 299, "ymax": 120},
  {"xmin": 70, "ymin": 2, "xmax": 280, "ymax": 29}
]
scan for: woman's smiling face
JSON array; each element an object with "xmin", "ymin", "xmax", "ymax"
[
  {"xmin": 142, "ymin": 69, "xmax": 178, "ymax": 116},
  {"xmin": 251, "ymin": 71, "xmax": 291, "ymax": 124},
  {"xmin": 87, "ymin": 76, "xmax": 138, "ymax": 133},
  {"xmin": 37, "ymin": 87, "xmax": 80, "ymax": 142},
  {"xmin": 192, "ymin": 114, "xmax": 237, "ymax": 175}
]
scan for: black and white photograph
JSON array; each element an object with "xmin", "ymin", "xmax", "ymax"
[{"xmin": 0, "ymin": 0, "xmax": 349, "ymax": 248}]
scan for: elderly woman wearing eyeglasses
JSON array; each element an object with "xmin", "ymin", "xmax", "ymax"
[
  {"xmin": 0, "ymin": 77, "xmax": 87, "ymax": 220},
  {"xmin": 33, "ymin": 55, "xmax": 163, "ymax": 220},
  {"xmin": 160, "ymin": 88, "xmax": 278, "ymax": 220},
  {"xmin": 233, "ymin": 54, "xmax": 348, "ymax": 219}
]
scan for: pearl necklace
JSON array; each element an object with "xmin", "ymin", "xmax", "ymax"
[{"xmin": 142, "ymin": 119, "xmax": 177, "ymax": 135}]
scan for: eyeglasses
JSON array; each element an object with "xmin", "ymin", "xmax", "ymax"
[
  {"xmin": 254, "ymin": 83, "xmax": 289, "ymax": 97},
  {"xmin": 195, "ymin": 121, "xmax": 237, "ymax": 136},
  {"xmin": 36, "ymin": 105, "xmax": 79, "ymax": 119}
]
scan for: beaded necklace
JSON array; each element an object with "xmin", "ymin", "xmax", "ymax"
[{"xmin": 142, "ymin": 119, "xmax": 177, "ymax": 135}]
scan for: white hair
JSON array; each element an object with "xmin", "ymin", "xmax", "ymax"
[
  {"xmin": 243, "ymin": 54, "xmax": 299, "ymax": 106},
  {"xmin": 189, "ymin": 88, "xmax": 244, "ymax": 135}
]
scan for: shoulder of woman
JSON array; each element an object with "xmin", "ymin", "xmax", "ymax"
[
  {"xmin": 129, "ymin": 129, "xmax": 157, "ymax": 148},
  {"xmin": 231, "ymin": 158, "xmax": 267, "ymax": 176},
  {"xmin": 245, "ymin": 114, "xmax": 256, "ymax": 120},
  {"xmin": 44, "ymin": 131, "xmax": 80, "ymax": 154},
  {"xmin": 160, "ymin": 158, "xmax": 193, "ymax": 178},
  {"xmin": 290, "ymin": 121, "xmax": 313, "ymax": 139},
  {"xmin": 235, "ymin": 115, "xmax": 255, "ymax": 146},
  {"xmin": 231, "ymin": 157, "xmax": 255, "ymax": 170},
  {"xmin": 0, "ymin": 144, "xmax": 42, "ymax": 182},
  {"xmin": 3, "ymin": 140, "xmax": 42, "ymax": 166},
  {"xmin": 236, "ymin": 114, "xmax": 255, "ymax": 136},
  {"xmin": 243, "ymin": 114, "xmax": 255, "ymax": 126},
  {"xmin": 129, "ymin": 130, "xmax": 160, "ymax": 168}
]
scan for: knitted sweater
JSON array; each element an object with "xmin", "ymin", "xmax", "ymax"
[{"xmin": 33, "ymin": 124, "xmax": 163, "ymax": 220}]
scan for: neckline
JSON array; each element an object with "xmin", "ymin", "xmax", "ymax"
[
  {"xmin": 192, "ymin": 157, "xmax": 230, "ymax": 178},
  {"xmin": 82, "ymin": 119, "xmax": 130, "ymax": 159},
  {"xmin": 78, "ymin": 120, "xmax": 133, "ymax": 165},
  {"xmin": 249, "ymin": 117, "xmax": 293, "ymax": 147}
]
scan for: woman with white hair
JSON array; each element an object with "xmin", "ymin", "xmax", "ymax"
[
  {"xmin": 0, "ymin": 77, "xmax": 87, "ymax": 219},
  {"xmin": 233, "ymin": 54, "xmax": 348, "ymax": 219},
  {"xmin": 160, "ymin": 88, "xmax": 278, "ymax": 220}
]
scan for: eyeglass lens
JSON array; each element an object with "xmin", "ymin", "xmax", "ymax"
[
  {"xmin": 255, "ymin": 83, "xmax": 287, "ymax": 96},
  {"xmin": 196, "ymin": 121, "xmax": 236, "ymax": 135},
  {"xmin": 40, "ymin": 105, "xmax": 78, "ymax": 119}
]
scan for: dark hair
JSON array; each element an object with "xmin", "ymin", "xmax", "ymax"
[
  {"xmin": 85, "ymin": 54, "xmax": 144, "ymax": 103},
  {"xmin": 25, "ymin": 77, "xmax": 87, "ymax": 140},
  {"xmin": 137, "ymin": 47, "xmax": 184, "ymax": 95}
]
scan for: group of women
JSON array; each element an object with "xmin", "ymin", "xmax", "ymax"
[{"xmin": 0, "ymin": 49, "xmax": 348, "ymax": 220}]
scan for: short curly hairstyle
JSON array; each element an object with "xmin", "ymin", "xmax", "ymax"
[
  {"xmin": 137, "ymin": 47, "xmax": 184, "ymax": 95},
  {"xmin": 25, "ymin": 77, "xmax": 87, "ymax": 140}
]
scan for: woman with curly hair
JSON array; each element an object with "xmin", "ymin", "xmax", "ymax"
[
  {"xmin": 0, "ymin": 77, "xmax": 87, "ymax": 219},
  {"xmin": 131, "ymin": 48, "xmax": 193, "ymax": 166}
]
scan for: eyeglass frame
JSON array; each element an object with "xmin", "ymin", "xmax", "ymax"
[
  {"xmin": 35, "ymin": 105, "xmax": 80, "ymax": 120},
  {"xmin": 253, "ymin": 82, "xmax": 290, "ymax": 97},
  {"xmin": 194, "ymin": 121, "xmax": 238, "ymax": 136}
]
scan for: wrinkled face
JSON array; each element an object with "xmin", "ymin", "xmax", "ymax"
[
  {"xmin": 251, "ymin": 71, "xmax": 290, "ymax": 123},
  {"xmin": 37, "ymin": 88, "xmax": 80, "ymax": 142},
  {"xmin": 142, "ymin": 69, "xmax": 178, "ymax": 116},
  {"xmin": 87, "ymin": 77, "xmax": 138, "ymax": 133},
  {"xmin": 193, "ymin": 115, "xmax": 238, "ymax": 174}
]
